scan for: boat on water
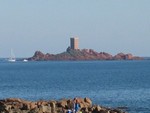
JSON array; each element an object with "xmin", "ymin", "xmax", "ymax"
[
  {"xmin": 8, "ymin": 58, "xmax": 16, "ymax": 62},
  {"xmin": 23, "ymin": 59, "xmax": 28, "ymax": 62},
  {"xmin": 8, "ymin": 49, "xmax": 16, "ymax": 62}
]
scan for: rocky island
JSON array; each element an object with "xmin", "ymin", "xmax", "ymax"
[
  {"xmin": 28, "ymin": 38, "xmax": 143, "ymax": 61},
  {"xmin": 0, "ymin": 98, "xmax": 127, "ymax": 113},
  {"xmin": 28, "ymin": 48, "xmax": 142, "ymax": 61}
]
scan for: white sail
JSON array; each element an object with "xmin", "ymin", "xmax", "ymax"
[{"xmin": 8, "ymin": 49, "xmax": 16, "ymax": 62}]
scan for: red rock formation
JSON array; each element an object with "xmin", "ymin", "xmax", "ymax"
[
  {"xmin": 28, "ymin": 48, "xmax": 143, "ymax": 61},
  {"xmin": 113, "ymin": 53, "xmax": 142, "ymax": 60}
]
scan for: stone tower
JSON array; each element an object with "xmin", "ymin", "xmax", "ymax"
[{"xmin": 70, "ymin": 37, "xmax": 79, "ymax": 50}]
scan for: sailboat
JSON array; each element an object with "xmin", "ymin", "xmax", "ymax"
[{"xmin": 8, "ymin": 49, "xmax": 16, "ymax": 62}]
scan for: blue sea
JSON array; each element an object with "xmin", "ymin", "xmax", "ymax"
[{"xmin": 0, "ymin": 59, "xmax": 150, "ymax": 113}]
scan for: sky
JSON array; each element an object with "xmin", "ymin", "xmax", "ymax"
[{"xmin": 0, "ymin": 0, "xmax": 150, "ymax": 57}]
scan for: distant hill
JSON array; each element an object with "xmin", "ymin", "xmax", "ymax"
[
  {"xmin": 28, "ymin": 47, "xmax": 143, "ymax": 61},
  {"xmin": 143, "ymin": 57, "xmax": 150, "ymax": 60}
]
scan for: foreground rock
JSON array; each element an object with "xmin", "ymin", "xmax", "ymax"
[
  {"xmin": 0, "ymin": 98, "xmax": 127, "ymax": 113},
  {"xmin": 28, "ymin": 48, "xmax": 143, "ymax": 61}
]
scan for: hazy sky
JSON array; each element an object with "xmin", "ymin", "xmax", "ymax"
[{"xmin": 0, "ymin": 0, "xmax": 150, "ymax": 57}]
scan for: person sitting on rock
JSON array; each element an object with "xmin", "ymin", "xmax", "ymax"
[{"xmin": 73, "ymin": 98, "xmax": 80, "ymax": 113}]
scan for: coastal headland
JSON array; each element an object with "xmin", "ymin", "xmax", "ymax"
[{"xmin": 0, "ymin": 97, "xmax": 127, "ymax": 113}]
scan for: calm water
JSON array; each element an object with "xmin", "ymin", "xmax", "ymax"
[{"xmin": 0, "ymin": 60, "xmax": 150, "ymax": 113}]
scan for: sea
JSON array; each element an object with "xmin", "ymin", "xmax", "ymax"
[{"xmin": 0, "ymin": 59, "xmax": 150, "ymax": 113}]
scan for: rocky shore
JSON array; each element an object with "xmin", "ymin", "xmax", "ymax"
[
  {"xmin": 0, "ymin": 98, "xmax": 127, "ymax": 113},
  {"xmin": 28, "ymin": 48, "xmax": 143, "ymax": 61}
]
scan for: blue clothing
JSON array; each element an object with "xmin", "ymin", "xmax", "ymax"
[
  {"xmin": 67, "ymin": 110, "xmax": 72, "ymax": 113},
  {"xmin": 74, "ymin": 103, "xmax": 79, "ymax": 112}
]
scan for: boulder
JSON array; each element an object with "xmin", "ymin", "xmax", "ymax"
[
  {"xmin": 57, "ymin": 100, "xmax": 67, "ymax": 108},
  {"xmin": 84, "ymin": 97, "xmax": 92, "ymax": 106},
  {"xmin": 30, "ymin": 102, "xmax": 37, "ymax": 110},
  {"xmin": 0, "ymin": 98, "xmax": 127, "ymax": 113},
  {"xmin": 39, "ymin": 105, "xmax": 51, "ymax": 113}
]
